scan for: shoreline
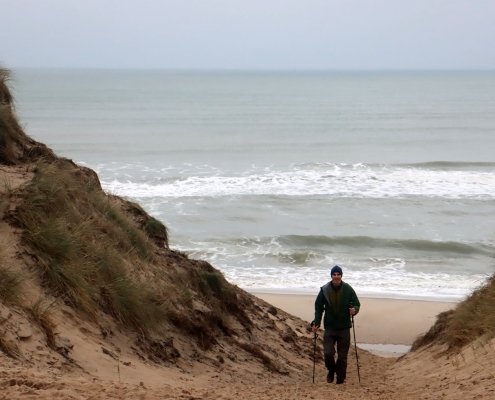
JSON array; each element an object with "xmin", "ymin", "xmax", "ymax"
[
  {"xmin": 247, "ymin": 287, "xmax": 462, "ymax": 303},
  {"xmin": 251, "ymin": 291, "xmax": 456, "ymax": 354}
]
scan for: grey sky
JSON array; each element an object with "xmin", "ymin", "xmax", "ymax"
[{"xmin": 2, "ymin": 0, "xmax": 495, "ymax": 70}]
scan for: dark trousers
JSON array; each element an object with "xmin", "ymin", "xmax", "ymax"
[{"xmin": 323, "ymin": 328, "xmax": 351, "ymax": 381}]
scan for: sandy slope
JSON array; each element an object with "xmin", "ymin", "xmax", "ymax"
[{"xmin": 2, "ymin": 339, "xmax": 494, "ymax": 399}]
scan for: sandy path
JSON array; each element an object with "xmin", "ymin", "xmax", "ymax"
[{"xmin": 1, "ymin": 348, "xmax": 397, "ymax": 400}]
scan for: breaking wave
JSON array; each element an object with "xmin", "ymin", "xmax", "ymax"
[
  {"xmin": 100, "ymin": 162, "xmax": 495, "ymax": 199},
  {"xmin": 276, "ymin": 235, "xmax": 493, "ymax": 256}
]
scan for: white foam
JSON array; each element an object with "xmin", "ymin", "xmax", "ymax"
[
  {"xmin": 177, "ymin": 244, "xmax": 486, "ymax": 300},
  {"xmin": 94, "ymin": 161, "xmax": 494, "ymax": 300},
  {"xmin": 99, "ymin": 164, "xmax": 495, "ymax": 199}
]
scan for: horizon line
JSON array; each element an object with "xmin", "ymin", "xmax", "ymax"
[{"xmin": 10, "ymin": 67, "xmax": 495, "ymax": 73}]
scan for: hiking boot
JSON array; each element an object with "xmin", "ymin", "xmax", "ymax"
[
  {"xmin": 336, "ymin": 379, "xmax": 345, "ymax": 384},
  {"xmin": 326, "ymin": 371, "xmax": 334, "ymax": 383}
]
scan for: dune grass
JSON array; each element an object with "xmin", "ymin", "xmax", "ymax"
[
  {"xmin": 199, "ymin": 271, "xmax": 236, "ymax": 303},
  {"xmin": 0, "ymin": 335, "xmax": 21, "ymax": 359},
  {"xmin": 0, "ymin": 267, "xmax": 24, "ymax": 305},
  {"xmin": 413, "ymin": 274, "xmax": 495, "ymax": 352},
  {"xmin": 145, "ymin": 217, "xmax": 169, "ymax": 247},
  {"xmin": 0, "ymin": 68, "xmax": 25, "ymax": 165},
  {"xmin": 15, "ymin": 161, "xmax": 167, "ymax": 331},
  {"xmin": 0, "ymin": 67, "xmax": 14, "ymax": 104},
  {"xmin": 27, "ymin": 297, "xmax": 57, "ymax": 349}
]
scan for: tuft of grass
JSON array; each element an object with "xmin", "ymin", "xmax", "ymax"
[
  {"xmin": 413, "ymin": 275, "xmax": 495, "ymax": 353},
  {"xmin": 185, "ymin": 266, "xmax": 253, "ymax": 332},
  {"xmin": 236, "ymin": 340, "xmax": 288, "ymax": 374},
  {"xmin": 199, "ymin": 272, "xmax": 236, "ymax": 303},
  {"xmin": 0, "ymin": 67, "xmax": 14, "ymax": 104},
  {"xmin": 145, "ymin": 217, "xmax": 169, "ymax": 248},
  {"xmin": 166, "ymin": 308, "xmax": 215, "ymax": 350},
  {"xmin": 123, "ymin": 201, "xmax": 169, "ymax": 249},
  {"xmin": 177, "ymin": 285, "xmax": 193, "ymax": 309},
  {"xmin": 0, "ymin": 267, "xmax": 24, "ymax": 304},
  {"xmin": 0, "ymin": 171, "xmax": 14, "ymax": 194},
  {"xmin": 28, "ymin": 297, "xmax": 57, "ymax": 350},
  {"xmin": 0, "ymin": 67, "xmax": 26, "ymax": 165},
  {"xmin": 104, "ymin": 206, "xmax": 153, "ymax": 261},
  {"xmin": 0, "ymin": 335, "xmax": 22, "ymax": 359},
  {"xmin": 98, "ymin": 270, "xmax": 166, "ymax": 329},
  {"xmin": 411, "ymin": 310, "xmax": 454, "ymax": 351},
  {"xmin": 25, "ymin": 220, "xmax": 74, "ymax": 260}
]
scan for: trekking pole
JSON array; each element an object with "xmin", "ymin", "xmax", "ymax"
[
  {"xmin": 310, "ymin": 322, "xmax": 318, "ymax": 383},
  {"xmin": 350, "ymin": 302, "xmax": 361, "ymax": 384},
  {"xmin": 313, "ymin": 331, "xmax": 318, "ymax": 383}
]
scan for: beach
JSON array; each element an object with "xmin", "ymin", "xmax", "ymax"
[{"xmin": 252, "ymin": 292, "xmax": 455, "ymax": 353}]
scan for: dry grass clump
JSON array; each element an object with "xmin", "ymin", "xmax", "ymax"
[
  {"xmin": 0, "ymin": 68, "xmax": 25, "ymax": 165},
  {"xmin": 235, "ymin": 340, "xmax": 288, "ymax": 374},
  {"xmin": 199, "ymin": 271, "xmax": 236, "ymax": 303},
  {"xmin": 0, "ymin": 267, "xmax": 24, "ymax": 304},
  {"xmin": 14, "ymin": 161, "xmax": 167, "ymax": 331},
  {"xmin": 145, "ymin": 217, "xmax": 169, "ymax": 247},
  {"xmin": 0, "ymin": 66, "xmax": 70, "ymax": 167},
  {"xmin": 164, "ymin": 267, "xmax": 236, "ymax": 350},
  {"xmin": 160, "ymin": 260, "xmax": 254, "ymax": 350},
  {"xmin": 166, "ymin": 308, "xmax": 228, "ymax": 350},
  {"xmin": 121, "ymin": 200, "xmax": 169, "ymax": 248},
  {"xmin": 0, "ymin": 335, "xmax": 22, "ymax": 359},
  {"xmin": 27, "ymin": 297, "xmax": 57, "ymax": 349},
  {"xmin": 0, "ymin": 67, "xmax": 14, "ymax": 104},
  {"xmin": 190, "ymin": 261, "xmax": 252, "ymax": 329},
  {"xmin": 413, "ymin": 275, "xmax": 495, "ymax": 352}
]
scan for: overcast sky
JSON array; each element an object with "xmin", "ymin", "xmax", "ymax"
[{"xmin": 2, "ymin": 0, "xmax": 495, "ymax": 70}]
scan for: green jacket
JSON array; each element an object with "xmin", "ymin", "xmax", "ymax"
[{"xmin": 314, "ymin": 281, "xmax": 360, "ymax": 330}]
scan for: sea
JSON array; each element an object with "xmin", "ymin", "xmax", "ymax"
[{"xmin": 12, "ymin": 69, "xmax": 495, "ymax": 302}]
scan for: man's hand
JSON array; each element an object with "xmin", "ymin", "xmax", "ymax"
[
  {"xmin": 310, "ymin": 321, "xmax": 319, "ymax": 333},
  {"xmin": 349, "ymin": 307, "xmax": 356, "ymax": 316}
]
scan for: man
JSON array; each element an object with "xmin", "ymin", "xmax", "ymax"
[{"xmin": 312, "ymin": 265, "xmax": 360, "ymax": 384}]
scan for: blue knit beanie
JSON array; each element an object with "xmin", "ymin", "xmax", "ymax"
[{"xmin": 331, "ymin": 265, "xmax": 343, "ymax": 276}]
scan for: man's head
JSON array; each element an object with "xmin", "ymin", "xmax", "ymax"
[{"xmin": 331, "ymin": 265, "xmax": 343, "ymax": 286}]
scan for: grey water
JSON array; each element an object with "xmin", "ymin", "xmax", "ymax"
[{"xmin": 13, "ymin": 69, "xmax": 495, "ymax": 300}]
